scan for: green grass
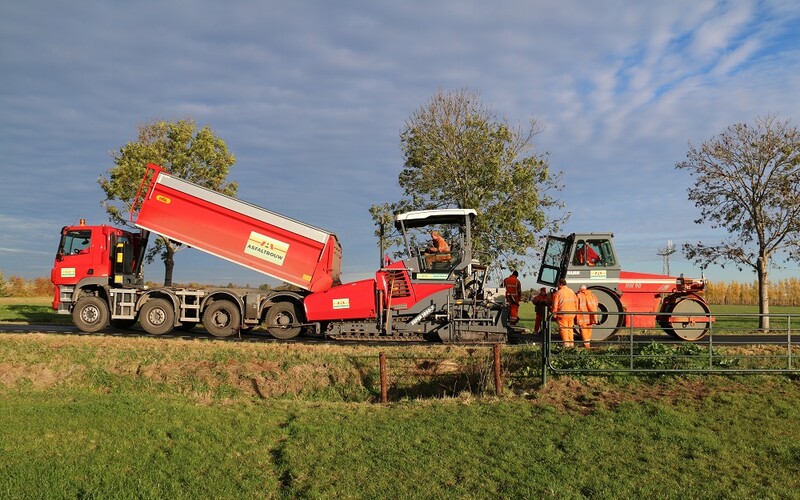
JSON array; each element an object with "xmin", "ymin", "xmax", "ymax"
[
  {"xmin": 710, "ymin": 304, "xmax": 798, "ymax": 333},
  {"xmin": 1, "ymin": 333, "xmax": 799, "ymax": 497},
  {"xmin": 0, "ymin": 296, "xmax": 71, "ymax": 325},
  {"xmin": 2, "ymin": 381, "xmax": 799, "ymax": 498}
]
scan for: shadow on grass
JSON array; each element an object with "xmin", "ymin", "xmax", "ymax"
[
  {"xmin": 0, "ymin": 304, "xmax": 70, "ymax": 324},
  {"xmin": 347, "ymin": 348, "xmax": 545, "ymax": 401}
]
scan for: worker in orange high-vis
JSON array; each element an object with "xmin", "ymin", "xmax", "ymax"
[
  {"xmin": 575, "ymin": 242, "xmax": 600, "ymax": 266},
  {"xmin": 423, "ymin": 230, "xmax": 451, "ymax": 266},
  {"xmin": 551, "ymin": 278, "xmax": 578, "ymax": 347},
  {"xmin": 576, "ymin": 285, "xmax": 599, "ymax": 348},
  {"xmin": 503, "ymin": 270, "xmax": 522, "ymax": 325},
  {"xmin": 425, "ymin": 230, "xmax": 450, "ymax": 255},
  {"xmin": 532, "ymin": 287, "xmax": 550, "ymax": 334}
]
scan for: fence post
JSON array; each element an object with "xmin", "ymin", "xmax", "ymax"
[
  {"xmin": 379, "ymin": 351, "xmax": 388, "ymax": 403},
  {"xmin": 542, "ymin": 312, "xmax": 549, "ymax": 386},
  {"xmin": 493, "ymin": 343, "xmax": 502, "ymax": 396},
  {"xmin": 788, "ymin": 315, "xmax": 793, "ymax": 370}
]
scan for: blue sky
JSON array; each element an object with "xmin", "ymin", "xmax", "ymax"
[{"xmin": 1, "ymin": 0, "xmax": 799, "ymax": 290}]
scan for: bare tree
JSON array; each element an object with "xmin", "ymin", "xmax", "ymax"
[{"xmin": 676, "ymin": 115, "xmax": 800, "ymax": 330}]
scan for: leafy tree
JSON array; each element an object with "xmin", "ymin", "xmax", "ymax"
[
  {"xmin": 99, "ymin": 119, "xmax": 237, "ymax": 286},
  {"xmin": 371, "ymin": 88, "xmax": 567, "ymax": 276},
  {"xmin": 0, "ymin": 270, "xmax": 8, "ymax": 297},
  {"xmin": 676, "ymin": 115, "xmax": 800, "ymax": 330}
]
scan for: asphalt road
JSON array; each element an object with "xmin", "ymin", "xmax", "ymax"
[{"xmin": 1, "ymin": 323, "xmax": 797, "ymax": 346}]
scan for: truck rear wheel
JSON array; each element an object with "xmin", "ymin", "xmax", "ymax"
[
  {"xmin": 203, "ymin": 300, "xmax": 241, "ymax": 337},
  {"xmin": 73, "ymin": 296, "xmax": 109, "ymax": 333},
  {"xmin": 140, "ymin": 298, "xmax": 175, "ymax": 335},
  {"xmin": 266, "ymin": 302, "xmax": 301, "ymax": 340}
]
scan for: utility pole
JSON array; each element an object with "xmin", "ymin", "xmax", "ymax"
[{"xmin": 657, "ymin": 240, "xmax": 676, "ymax": 275}]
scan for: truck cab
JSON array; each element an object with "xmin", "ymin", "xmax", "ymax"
[{"xmin": 51, "ymin": 222, "xmax": 146, "ymax": 314}]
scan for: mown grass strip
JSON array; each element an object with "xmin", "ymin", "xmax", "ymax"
[
  {"xmin": 1, "ymin": 333, "xmax": 800, "ymax": 497},
  {"xmin": 2, "ymin": 382, "xmax": 799, "ymax": 498}
]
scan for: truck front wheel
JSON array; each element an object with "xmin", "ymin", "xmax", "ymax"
[
  {"xmin": 266, "ymin": 302, "xmax": 301, "ymax": 340},
  {"xmin": 203, "ymin": 300, "xmax": 241, "ymax": 337},
  {"xmin": 140, "ymin": 298, "xmax": 175, "ymax": 335},
  {"xmin": 73, "ymin": 296, "xmax": 109, "ymax": 333}
]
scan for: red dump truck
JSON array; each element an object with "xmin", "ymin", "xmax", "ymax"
[{"xmin": 52, "ymin": 164, "xmax": 511, "ymax": 342}]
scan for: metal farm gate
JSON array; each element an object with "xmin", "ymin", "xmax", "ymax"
[{"xmin": 541, "ymin": 310, "xmax": 799, "ymax": 384}]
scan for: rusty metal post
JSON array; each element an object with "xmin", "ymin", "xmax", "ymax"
[
  {"xmin": 493, "ymin": 343, "xmax": 502, "ymax": 396},
  {"xmin": 379, "ymin": 351, "xmax": 388, "ymax": 403}
]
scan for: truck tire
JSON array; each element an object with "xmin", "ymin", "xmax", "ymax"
[
  {"xmin": 72, "ymin": 296, "xmax": 109, "ymax": 333},
  {"xmin": 266, "ymin": 302, "xmax": 301, "ymax": 340},
  {"xmin": 203, "ymin": 300, "xmax": 241, "ymax": 337},
  {"xmin": 140, "ymin": 298, "xmax": 175, "ymax": 335}
]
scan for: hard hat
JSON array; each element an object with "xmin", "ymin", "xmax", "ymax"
[{"xmin": 579, "ymin": 285, "xmax": 587, "ymax": 290}]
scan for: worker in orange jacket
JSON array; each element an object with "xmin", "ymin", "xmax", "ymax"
[
  {"xmin": 551, "ymin": 279, "xmax": 578, "ymax": 347},
  {"xmin": 575, "ymin": 242, "xmax": 600, "ymax": 266},
  {"xmin": 425, "ymin": 230, "xmax": 449, "ymax": 254},
  {"xmin": 576, "ymin": 285, "xmax": 599, "ymax": 348},
  {"xmin": 503, "ymin": 270, "xmax": 521, "ymax": 325},
  {"xmin": 531, "ymin": 287, "xmax": 550, "ymax": 334},
  {"xmin": 424, "ymin": 230, "xmax": 451, "ymax": 266}
]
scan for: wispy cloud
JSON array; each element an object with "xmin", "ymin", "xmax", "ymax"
[{"xmin": 1, "ymin": 0, "xmax": 798, "ymax": 285}]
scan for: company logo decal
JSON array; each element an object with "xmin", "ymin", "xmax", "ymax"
[
  {"xmin": 244, "ymin": 231, "xmax": 289, "ymax": 265},
  {"xmin": 155, "ymin": 195, "xmax": 171, "ymax": 204},
  {"xmin": 61, "ymin": 268, "xmax": 76, "ymax": 278},
  {"xmin": 416, "ymin": 273, "xmax": 450, "ymax": 280},
  {"xmin": 332, "ymin": 298, "xmax": 350, "ymax": 309},
  {"xmin": 590, "ymin": 270, "xmax": 607, "ymax": 279}
]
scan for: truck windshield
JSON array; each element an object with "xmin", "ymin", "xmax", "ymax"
[{"xmin": 60, "ymin": 229, "xmax": 92, "ymax": 255}]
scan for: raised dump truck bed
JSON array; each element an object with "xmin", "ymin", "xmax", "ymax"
[{"xmin": 132, "ymin": 163, "xmax": 342, "ymax": 292}]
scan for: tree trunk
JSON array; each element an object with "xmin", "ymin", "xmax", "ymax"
[
  {"xmin": 757, "ymin": 255, "xmax": 769, "ymax": 332},
  {"xmin": 163, "ymin": 240, "xmax": 175, "ymax": 287}
]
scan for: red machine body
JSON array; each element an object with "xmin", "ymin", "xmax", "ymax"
[
  {"xmin": 615, "ymin": 270, "xmax": 706, "ymax": 328},
  {"xmin": 133, "ymin": 164, "xmax": 341, "ymax": 293},
  {"xmin": 538, "ymin": 233, "xmax": 712, "ymax": 340},
  {"xmin": 303, "ymin": 268, "xmax": 453, "ymax": 322},
  {"xmin": 52, "ymin": 164, "xmax": 509, "ymax": 342}
]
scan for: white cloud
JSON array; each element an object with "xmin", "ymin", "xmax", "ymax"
[{"xmin": 0, "ymin": 0, "xmax": 798, "ymax": 284}]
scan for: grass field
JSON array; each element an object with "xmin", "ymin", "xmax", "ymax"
[
  {"xmin": 0, "ymin": 296, "xmax": 71, "ymax": 325},
  {"xmin": 1, "ymin": 332, "xmax": 799, "ymax": 497}
]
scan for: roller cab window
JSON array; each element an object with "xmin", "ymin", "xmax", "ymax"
[{"xmin": 572, "ymin": 239, "xmax": 615, "ymax": 267}]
